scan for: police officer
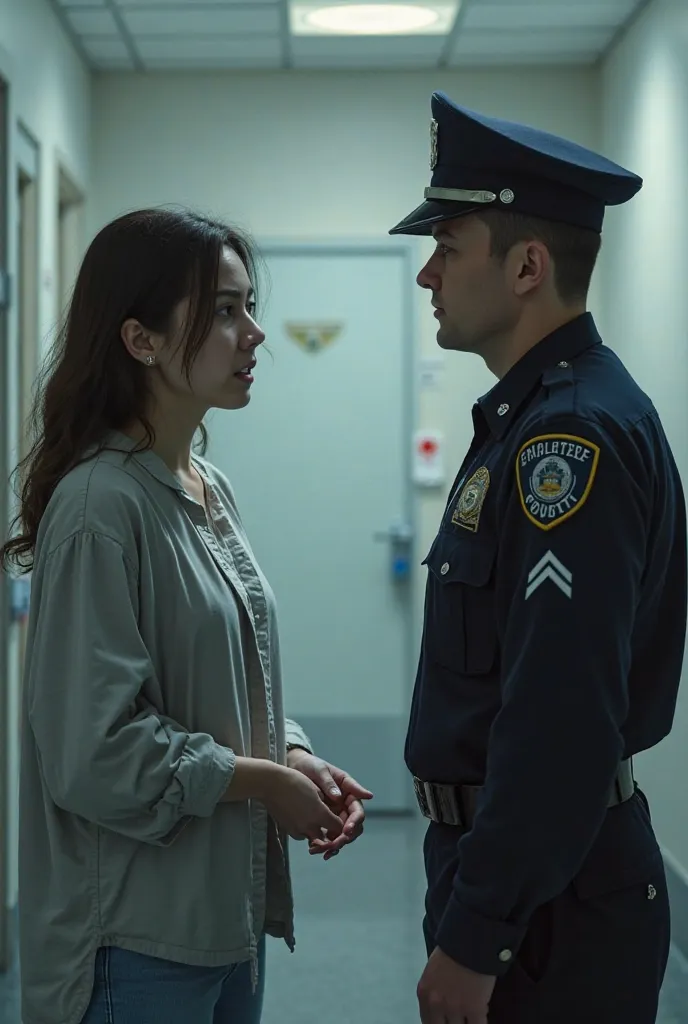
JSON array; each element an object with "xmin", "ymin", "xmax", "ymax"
[{"xmin": 389, "ymin": 92, "xmax": 687, "ymax": 1024}]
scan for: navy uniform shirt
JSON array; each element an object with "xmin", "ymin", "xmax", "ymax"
[{"xmin": 406, "ymin": 312, "xmax": 687, "ymax": 974}]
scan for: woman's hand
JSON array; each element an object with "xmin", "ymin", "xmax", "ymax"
[
  {"xmin": 286, "ymin": 749, "xmax": 373, "ymax": 860},
  {"xmin": 260, "ymin": 763, "xmax": 345, "ymax": 842}
]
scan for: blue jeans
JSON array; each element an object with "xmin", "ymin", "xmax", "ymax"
[{"xmin": 80, "ymin": 936, "xmax": 266, "ymax": 1024}]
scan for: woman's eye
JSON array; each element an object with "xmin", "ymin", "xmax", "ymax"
[
  {"xmin": 437, "ymin": 243, "xmax": 451, "ymax": 257},
  {"xmin": 216, "ymin": 302, "xmax": 257, "ymax": 319}
]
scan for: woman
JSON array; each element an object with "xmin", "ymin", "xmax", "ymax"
[{"xmin": 2, "ymin": 209, "xmax": 373, "ymax": 1024}]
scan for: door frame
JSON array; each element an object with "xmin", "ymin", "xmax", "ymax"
[
  {"xmin": 255, "ymin": 236, "xmax": 423, "ymax": 745},
  {"xmin": 0, "ymin": 45, "xmax": 15, "ymax": 975},
  {"xmin": 17, "ymin": 121, "xmax": 40, "ymax": 464},
  {"xmin": 56, "ymin": 159, "xmax": 85, "ymax": 320}
]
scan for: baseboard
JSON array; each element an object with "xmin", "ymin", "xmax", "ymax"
[
  {"xmin": 290, "ymin": 715, "xmax": 415, "ymax": 813},
  {"xmin": 663, "ymin": 847, "xmax": 688, "ymax": 962}
]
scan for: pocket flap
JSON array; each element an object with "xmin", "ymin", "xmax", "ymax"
[
  {"xmin": 573, "ymin": 848, "xmax": 664, "ymax": 901},
  {"xmin": 424, "ymin": 538, "xmax": 496, "ymax": 588}
]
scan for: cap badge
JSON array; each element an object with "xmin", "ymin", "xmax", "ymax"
[
  {"xmin": 430, "ymin": 119, "xmax": 439, "ymax": 170},
  {"xmin": 500, "ymin": 189, "xmax": 515, "ymax": 204}
]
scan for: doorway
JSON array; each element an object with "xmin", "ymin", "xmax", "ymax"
[
  {"xmin": 17, "ymin": 126, "xmax": 39, "ymax": 468},
  {"xmin": 57, "ymin": 165, "xmax": 84, "ymax": 319}
]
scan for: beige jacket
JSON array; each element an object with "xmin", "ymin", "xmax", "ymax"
[{"xmin": 19, "ymin": 432, "xmax": 312, "ymax": 1024}]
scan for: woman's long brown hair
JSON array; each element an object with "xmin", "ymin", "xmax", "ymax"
[{"xmin": 1, "ymin": 207, "xmax": 259, "ymax": 574}]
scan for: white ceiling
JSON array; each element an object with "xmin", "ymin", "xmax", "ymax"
[{"xmin": 50, "ymin": 0, "xmax": 649, "ymax": 72}]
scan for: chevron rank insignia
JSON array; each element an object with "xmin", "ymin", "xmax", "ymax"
[
  {"xmin": 525, "ymin": 551, "xmax": 572, "ymax": 600},
  {"xmin": 516, "ymin": 433, "xmax": 600, "ymax": 531}
]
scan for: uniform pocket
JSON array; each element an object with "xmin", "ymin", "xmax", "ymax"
[
  {"xmin": 571, "ymin": 792, "xmax": 664, "ymax": 903},
  {"xmin": 514, "ymin": 899, "xmax": 555, "ymax": 986},
  {"xmin": 423, "ymin": 536, "xmax": 498, "ymax": 675},
  {"xmin": 572, "ymin": 848, "xmax": 665, "ymax": 902}
]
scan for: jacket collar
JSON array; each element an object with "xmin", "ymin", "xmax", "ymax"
[{"xmin": 477, "ymin": 312, "xmax": 602, "ymax": 439}]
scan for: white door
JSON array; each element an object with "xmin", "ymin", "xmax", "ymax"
[{"xmin": 206, "ymin": 243, "xmax": 416, "ymax": 810}]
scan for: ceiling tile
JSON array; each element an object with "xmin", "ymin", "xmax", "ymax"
[
  {"xmin": 115, "ymin": 0, "xmax": 277, "ymax": 5},
  {"xmin": 136, "ymin": 35, "xmax": 282, "ymax": 67},
  {"xmin": 121, "ymin": 6, "xmax": 281, "ymax": 35},
  {"xmin": 452, "ymin": 51, "xmax": 601, "ymax": 66},
  {"xmin": 292, "ymin": 33, "xmax": 444, "ymax": 67},
  {"xmin": 452, "ymin": 26, "xmax": 613, "ymax": 58},
  {"xmin": 293, "ymin": 53, "xmax": 441, "ymax": 68},
  {"xmin": 463, "ymin": 3, "xmax": 637, "ymax": 30},
  {"xmin": 471, "ymin": 0, "xmax": 635, "ymax": 7},
  {"xmin": 81, "ymin": 36, "xmax": 134, "ymax": 67},
  {"xmin": 64, "ymin": 8, "xmax": 119, "ymax": 34},
  {"xmin": 291, "ymin": 34, "xmax": 444, "ymax": 56}
]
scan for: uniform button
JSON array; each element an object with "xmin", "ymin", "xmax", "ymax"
[
  {"xmin": 441, "ymin": 562, "xmax": 450, "ymax": 575},
  {"xmin": 497, "ymin": 403, "xmax": 510, "ymax": 416},
  {"xmin": 648, "ymin": 885, "xmax": 657, "ymax": 900},
  {"xmin": 558, "ymin": 360, "xmax": 569, "ymax": 368},
  {"xmin": 498, "ymin": 949, "xmax": 513, "ymax": 963}
]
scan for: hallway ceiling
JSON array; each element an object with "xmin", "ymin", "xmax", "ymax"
[{"xmin": 50, "ymin": 0, "xmax": 650, "ymax": 72}]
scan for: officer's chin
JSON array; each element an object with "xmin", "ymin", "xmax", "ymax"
[{"xmin": 436, "ymin": 323, "xmax": 471, "ymax": 353}]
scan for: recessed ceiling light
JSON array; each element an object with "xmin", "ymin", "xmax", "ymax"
[
  {"xmin": 291, "ymin": 2, "xmax": 459, "ymax": 37},
  {"xmin": 306, "ymin": 4, "xmax": 438, "ymax": 35}
]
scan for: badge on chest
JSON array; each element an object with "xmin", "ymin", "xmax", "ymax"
[{"xmin": 451, "ymin": 466, "xmax": 490, "ymax": 532}]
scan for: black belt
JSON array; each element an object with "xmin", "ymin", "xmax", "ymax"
[{"xmin": 413, "ymin": 758, "xmax": 635, "ymax": 828}]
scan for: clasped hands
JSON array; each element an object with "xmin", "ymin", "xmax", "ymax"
[{"xmin": 285, "ymin": 748, "xmax": 373, "ymax": 861}]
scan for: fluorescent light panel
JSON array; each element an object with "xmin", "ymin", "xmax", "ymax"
[{"xmin": 291, "ymin": 1, "xmax": 459, "ymax": 36}]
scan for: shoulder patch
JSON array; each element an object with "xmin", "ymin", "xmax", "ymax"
[{"xmin": 516, "ymin": 433, "xmax": 600, "ymax": 531}]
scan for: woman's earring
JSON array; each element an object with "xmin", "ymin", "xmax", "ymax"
[{"xmin": 145, "ymin": 355, "xmax": 156, "ymax": 366}]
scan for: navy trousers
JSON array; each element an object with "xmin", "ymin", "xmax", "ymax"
[{"xmin": 422, "ymin": 790, "xmax": 670, "ymax": 1024}]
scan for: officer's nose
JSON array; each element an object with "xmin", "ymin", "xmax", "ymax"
[{"xmin": 417, "ymin": 254, "xmax": 441, "ymax": 292}]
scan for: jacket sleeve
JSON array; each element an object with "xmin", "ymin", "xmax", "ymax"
[
  {"xmin": 434, "ymin": 415, "xmax": 649, "ymax": 973},
  {"xmin": 27, "ymin": 530, "xmax": 236, "ymax": 846}
]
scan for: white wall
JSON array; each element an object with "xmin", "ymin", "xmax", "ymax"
[
  {"xmin": 91, "ymin": 66, "xmax": 601, "ymax": 628},
  {"xmin": 601, "ymin": 0, "xmax": 688, "ymax": 876},
  {"xmin": 0, "ymin": 0, "xmax": 91, "ymax": 905}
]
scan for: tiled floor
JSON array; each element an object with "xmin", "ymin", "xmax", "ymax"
[{"xmin": 2, "ymin": 816, "xmax": 688, "ymax": 1023}]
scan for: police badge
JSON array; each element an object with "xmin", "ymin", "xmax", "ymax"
[
  {"xmin": 452, "ymin": 467, "xmax": 490, "ymax": 532},
  {"xmin": 430, "ymin": 118, "xmax": 439, "ymax": 170}
]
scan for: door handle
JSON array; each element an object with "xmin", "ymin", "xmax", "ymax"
[
  {"xmin": 373, "ymin": 521, "xmax": 413, "ymax": 545},
  {"xmin": 373, "ymin": 521, "xmax": 414, "ymax": 582}
]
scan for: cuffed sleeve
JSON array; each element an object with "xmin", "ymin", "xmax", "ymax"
[
  {"xmin": 436, "ymin": 893, "xmax": 527, "ymax": 975},
  {"xmin": 285, "ymin": 718, "xmax": 313, "ymax": 754},
  {"xmin": 28, "ymin": 531, "xmax": 237, "ymax": 846}
]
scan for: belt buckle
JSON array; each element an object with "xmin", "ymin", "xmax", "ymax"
[
  {"xmin": 413, "ymin": 777, "xmax": 438, "ymax": 821},
  {"xmin": 435, "ymin": 783, "xmax": 464, "ymax": 827},
  {"xmin": 414, "ymin": 778, "xmax": 464, "ymax": 826}
]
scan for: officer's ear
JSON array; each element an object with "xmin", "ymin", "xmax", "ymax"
[{"xmin": 510, "ymin": 239, "xmax": 551, "ymax": 298}]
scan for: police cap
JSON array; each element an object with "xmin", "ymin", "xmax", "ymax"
[{"xmin": 389, "ymin": 91, "xmax": 642, "ymax": 236}]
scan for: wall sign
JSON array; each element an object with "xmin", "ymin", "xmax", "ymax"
[{"xmin": 285, "ymin": 322, "xmax": 343, "ymax": 354}]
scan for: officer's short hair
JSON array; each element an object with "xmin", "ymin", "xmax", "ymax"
[{"xmin": 475, "ymin": 210, "xmax": 602, "ymax": 305}]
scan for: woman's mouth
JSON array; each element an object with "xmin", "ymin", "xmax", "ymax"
[{"xmin": 235, "ymin": 360, "xmax": 256, "ymax": 384}]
